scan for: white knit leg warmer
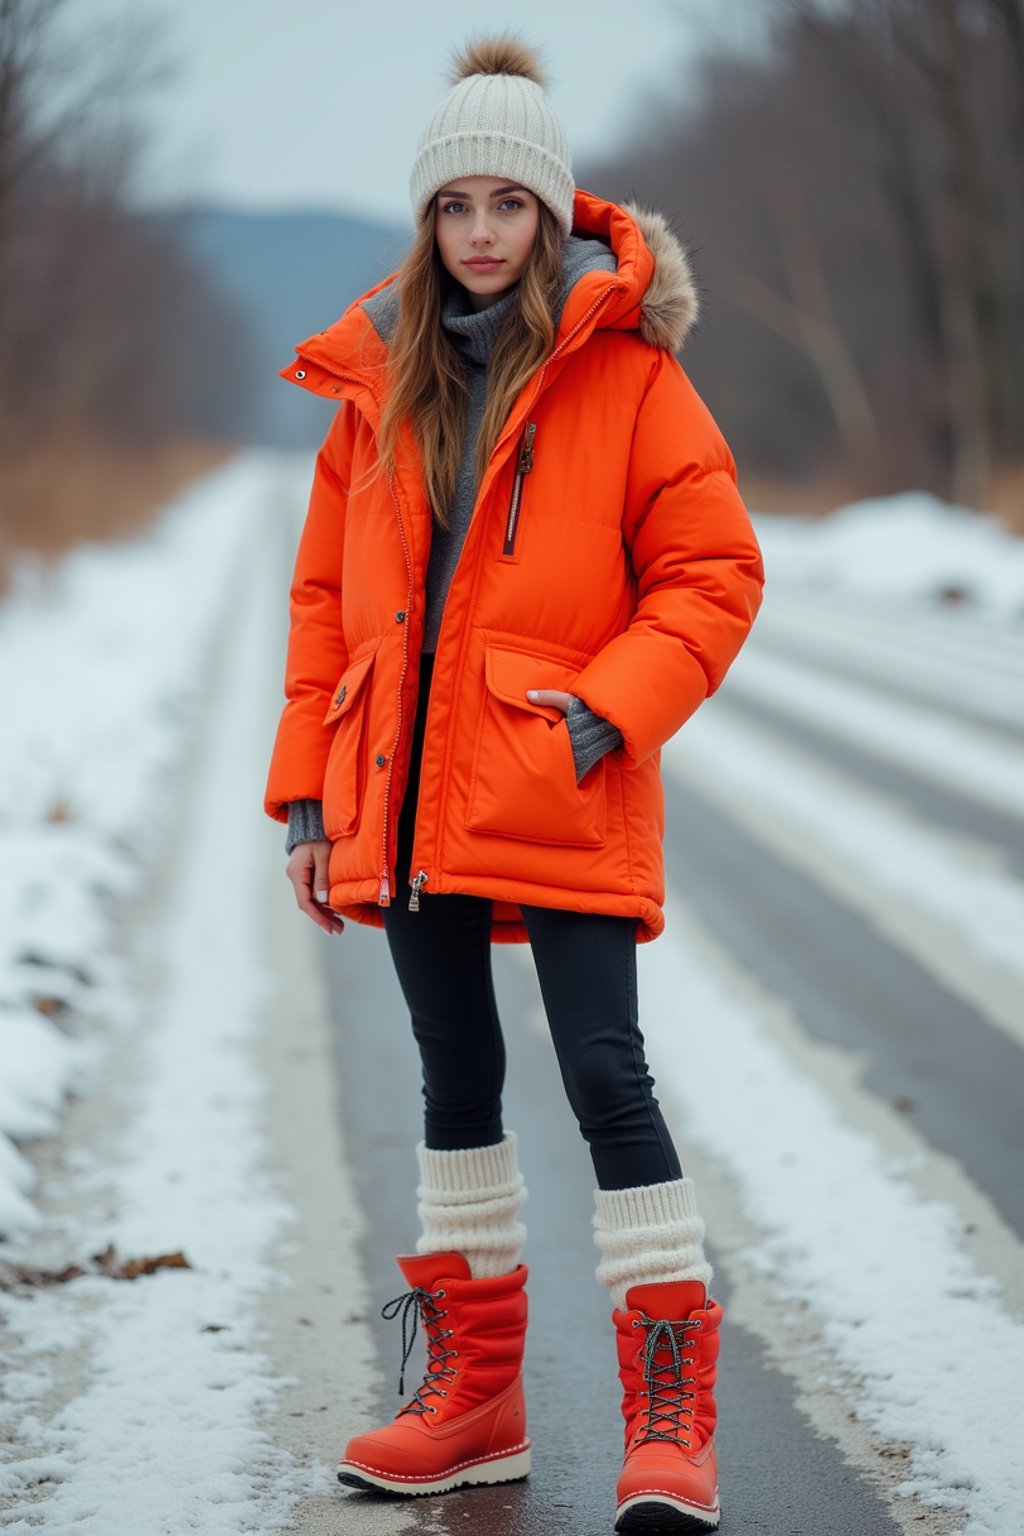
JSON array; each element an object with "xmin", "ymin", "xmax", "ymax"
[
  {"xmin": 415, "ymin": 1131, "xmax": 527, "ymax": 1279},
  {"xmin": 592, "ymin": 1177, "xmax": 713, "ymax": 1309}
]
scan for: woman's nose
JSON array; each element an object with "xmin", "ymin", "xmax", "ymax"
[{"xmin": 469, "ymin": 215, "xmax": 495, "ymax": 244}]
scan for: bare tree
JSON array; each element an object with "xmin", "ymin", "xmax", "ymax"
[
  {"xmin": 0, "ymin": 0, "xmax": 255, "ymax": 567},
  {"xmin": 717, "ymin": 146, "xmax": 880, "ymax": 463},
  {"xmin": 592, "ymin": 0, "xmax": 1023, "ymax": 507}
]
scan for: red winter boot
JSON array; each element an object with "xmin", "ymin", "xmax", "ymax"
[
  {"xmin": 612, "ymin": 1279, "xmax": 723, "ymax": 1532},
  {"xmin": 337, "ymin": 1251, "xmax": 530, "ymax": 1496}
]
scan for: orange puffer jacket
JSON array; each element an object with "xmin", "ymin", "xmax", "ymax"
[{"xmin": 264, "ymin": 189, "xmax": 764, "ymax": 942}]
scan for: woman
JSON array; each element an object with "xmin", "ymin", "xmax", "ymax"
[{"xmin": 264, "ymin": 34, "xmax": 763, "ymax": 1533}]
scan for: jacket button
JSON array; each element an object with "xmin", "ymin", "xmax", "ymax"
[
  {"xmin": 375, "ymin": 754, "xmax": 386, "ymax": 767},
  {"xmin": 295, "ymin": 368, "xmax": 306, "ymax": 379},
  {"xmin": 333, "ymin": 684, "xmax": 346, "ymax": 707},
  {"xmin": 395, "ymin": 610, "xmax": 406, "ymax": 623}
]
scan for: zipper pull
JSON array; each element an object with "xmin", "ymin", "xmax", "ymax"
[
  {"xmin": 378, "ymin": 874, "xmax": 391, "ymax": 906},
  {"xmin": 408, "ymin": 870, "xmax": 429, "ymax": 912},
  {"xmin": 518, "ymin": 421, "xmax": 536, "ymax": 474}
]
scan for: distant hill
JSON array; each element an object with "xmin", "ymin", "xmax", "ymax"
[{"xmin": 151, "ymin": 206, "xmax": 408, "ymax": 447}]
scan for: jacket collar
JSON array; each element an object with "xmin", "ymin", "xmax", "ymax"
[{"xmin": 282, "ymin": 188, "xmax": 699, "ymax": 403}]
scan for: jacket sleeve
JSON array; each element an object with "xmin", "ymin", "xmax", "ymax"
[
  {"xmin": 569, "ymin": 350, "xmax": 764, "ymax": 765},
  {"xmin": 264, "ymin": 402, "xmax": 356, "ymax": 824}
]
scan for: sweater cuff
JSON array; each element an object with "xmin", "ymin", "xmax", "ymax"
[
  {"xmin": 285, "ymin": 798, "xmax": 326, "ymax": 853},
  {"xmin": 565, "ymin": 695, "xmax": 624, "ymax": 782}
]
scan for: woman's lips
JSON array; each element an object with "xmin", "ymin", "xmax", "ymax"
[{"xmin": 464, "ymin": 258, "xmax": 503, "ymax": 269}]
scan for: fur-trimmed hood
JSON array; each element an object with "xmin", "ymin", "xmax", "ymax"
[
  {"xmin": 282, "ymin": 190, "xmax": 700, "ymax": 399},
  {"xmin": 620, "ymin": 200, "xmax": 700, "ymax": 352},
  {"xmin": 556, "ymin": 189, "xmax": 700, "ymax": 354}
]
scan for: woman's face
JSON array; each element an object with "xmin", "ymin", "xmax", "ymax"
[{"xmin": 434, "ymin": 175, "xmax": 540, "ymax": 311}]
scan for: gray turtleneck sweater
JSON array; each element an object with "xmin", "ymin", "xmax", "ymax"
[{"xmin": 285, "ymin": 240, "xmax": 624, "ymax": 855}]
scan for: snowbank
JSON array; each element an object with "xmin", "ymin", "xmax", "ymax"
[
  {"xmin": 754, "ymin": 492, "xmax": 1024, "ymax": 622},
  {"xmin": 0, "ymin": 453, "xmax": 269, "ymax": 1238}
]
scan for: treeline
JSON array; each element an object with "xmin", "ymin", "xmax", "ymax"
[
  {"xmin": 0, "ymin": 0, "xmax": 254, "ymax": 572},
  {"xmin": 592, "ymin": 0, "xmax": 1024, "ymax": 514}
]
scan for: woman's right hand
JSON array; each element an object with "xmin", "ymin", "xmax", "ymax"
[{"xmin": 286, "ymin": 840, "xmax": 345, "ymax": 936}]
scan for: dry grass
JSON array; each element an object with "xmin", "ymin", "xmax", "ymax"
[
  {"xmin": 738, "ymin": 468, "xmax": 883, "ymax": 519},
  {"xmin": 991, "ymin": 465, "xmax": 1024, "ymax": 535},
  {"xmin": 0, "ymin": 434, "xmax": 237, "ymax": 595}
]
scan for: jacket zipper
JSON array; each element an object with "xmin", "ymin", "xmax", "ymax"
[
  {"xmin": 502, "ymin": 421, "xmax": 536, "ymax": 557},
  {"xmin": 380, "ymin": 464, "xmax": 415, "ymax": 906},
  {"xmin": 408, "ymin": 869, "xmax": 428, "ymax": 911},
  {"xmin": 294, "ymin": 352, "xmax": 413, "ymax": 909},
  {"xmin": 548, "ymin": 283, "xmax": 623, "ymax": 364}
]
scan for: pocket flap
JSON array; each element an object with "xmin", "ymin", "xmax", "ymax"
[
  {"xmin": 484, "ymin": 645, "xmax": 577, "ymax": 721},
  {"xmin": 322, "ymin": 649, "xmax": 376, "ymax": 725}
]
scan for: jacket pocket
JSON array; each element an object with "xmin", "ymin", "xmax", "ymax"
[
  {"xmin": 466, "ymin": 644, "xmax": 606, "ymax": 847},
  {"xmin": 321, "ymin": 648, "xmax": 376, "ymax": 837}
]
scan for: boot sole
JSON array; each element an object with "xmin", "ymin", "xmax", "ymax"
[
  {"xmin": 337, "ymin": 1443, "xmax": 531, "ymax": 1497},
  {"xmin": 615, "ymin": 1492, "xmax": 720, "ymax": 1532}
]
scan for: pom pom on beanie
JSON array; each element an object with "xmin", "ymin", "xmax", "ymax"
[{"xmin": 409, "ymin": 34, "xmax": 575, "ymax": 238}]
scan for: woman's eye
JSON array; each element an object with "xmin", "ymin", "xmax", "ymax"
[
  {"xmin": 441, "ymin": 201, "xmax": 466, "ymax": 214},
  {"xmin": 499, "ymin": 198, "xmax": 523, "ymax": 211}
]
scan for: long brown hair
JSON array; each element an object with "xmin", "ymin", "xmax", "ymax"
[{"xmin": 376, "ymin": 198, "xmax": 565, "ymax": 528}]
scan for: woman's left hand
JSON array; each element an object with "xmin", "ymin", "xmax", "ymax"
[{"xmin": 526, "ymin": 688, "xmax": 572, "ymax": 714}]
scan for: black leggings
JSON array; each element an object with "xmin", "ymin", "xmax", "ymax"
[{"xmin": 381, "ymin": 655, "xmax": 682, "ymax": 1191}]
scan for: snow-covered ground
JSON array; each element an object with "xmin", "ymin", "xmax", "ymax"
[
  {"xmin": 756, "ymin": 490, "xmax": 1024, "ymax": 621},
  {"xmin": 0, "ymin": 476, "xmax": 1022, "ymax": 1532},
  {"xmin": 0, "ymin": 451, "xmax": 345, "ymax": 1532},
  {"xmin": 0, "ymin": 455, "xmax": 264, "ymax": 1239}
]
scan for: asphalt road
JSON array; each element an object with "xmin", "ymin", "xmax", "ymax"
[
  {"xmin": 321, "ymin": 592, "xmax": 1021, "ymax": 1534},
  {"xmin": 328, "ymin": 911, "xmax": 903, "ymax": 1536}
]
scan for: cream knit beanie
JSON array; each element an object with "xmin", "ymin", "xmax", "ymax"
[{"xmin": 410, "ymin": 35, "xmax": 575, "ymax": 238}]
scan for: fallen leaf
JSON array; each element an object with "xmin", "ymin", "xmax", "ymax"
[
  {"xmin": 0, "ymin": 1244, "xmax": 192, "ymax": 1291},
  {"xmin": 0, "ymin": 1261, "xmax": 85, "ymax": 1291},
  {"xmin": 93, "ymin": 1244, "xmax": 191, "ymax": 1279},
  {"xmin": 30, "ymin": 995, "xmax": 68, "ymax": 1017}
]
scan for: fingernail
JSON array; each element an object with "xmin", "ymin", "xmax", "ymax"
[
  {"xmin": 316, "ymin": 889, "xmax": 328, "ymax": 902},
  {"xmin": 526, "ymin": 690, "xmax": 538, "ymax": 700}
]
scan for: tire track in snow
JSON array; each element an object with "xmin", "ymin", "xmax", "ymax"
[
  {"xmin": 662, "ymin": 773, "xmax": 1024, "ymax": 1242},
  {"xmin": 664, "ymin": 704, "xmax": 1024, "ymax": 1053},
  {"xmin": 723, "ymin": 646, "xmax": 1024, "ymax": 824},
  {"xmin": 759, "ymin": 587, "xmax": 1024, "ymax": 686},
  {"xmin": 754, "ymin": 594, "xmax": 1024, "ymax": 736},
  {"xmin": 712, "ymin": 691, "xmax": 1024, "ymax": 882}
]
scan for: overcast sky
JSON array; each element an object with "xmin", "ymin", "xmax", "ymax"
[{"xmin": 71, "ymin": 0, "xmax": 761, "ymax": 229}]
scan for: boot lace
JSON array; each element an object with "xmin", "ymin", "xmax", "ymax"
[
  {"xmin": 634, "ymin": 1312, "xmax": 703, "ymax": 1449},
  {"xmin": 380, "ymin": 1285, "xmax": 459, "ymax": 1418}
]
